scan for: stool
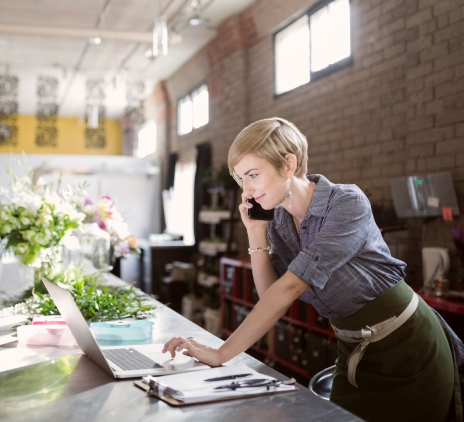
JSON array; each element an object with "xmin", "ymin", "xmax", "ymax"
[{"xmin": 308, "ymin": 365, "xmax": 336, "ymax": 400}]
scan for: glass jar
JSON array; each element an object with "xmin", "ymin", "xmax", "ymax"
[{"xmin": 64, "ymin": 223, "xmax": 110, "ymax": 271}]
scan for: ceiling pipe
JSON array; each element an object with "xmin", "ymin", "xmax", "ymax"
[
  {"xmin": 59, "ymin": 0, "xmax": 116, "ymax": 108},
  {"xmin": 0, "ymin": 23, "xmax": 152, "ymax": 43}
]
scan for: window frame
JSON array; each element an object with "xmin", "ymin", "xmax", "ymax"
[
  {"xmin": 177, "ymin": 82, "xmax": 209, "ymax": 136},
  {"xmin": 272, "ymin": 0, "xmax": 354, "ymax": 98}
]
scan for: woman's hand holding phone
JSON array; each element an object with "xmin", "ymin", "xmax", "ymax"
[{"xmin": 239, "ymin": 192, "xmax": 268, "ymax": 232}]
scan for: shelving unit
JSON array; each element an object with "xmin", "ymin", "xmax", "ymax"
[
  {"xmin": 220, "ymin": 256, "xmax": 338, "ymax": 380},
  {"xmin": 194, "ymin": 185, "xmax": 239, "ymax": 334}
]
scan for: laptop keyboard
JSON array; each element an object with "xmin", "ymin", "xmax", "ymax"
[{"xmin": 103, "ymin": 348, "xmax": 163, "ymax": 371}]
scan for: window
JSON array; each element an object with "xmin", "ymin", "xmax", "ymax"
[
  {"xmin": 274, "ymin": 0, "xmax": 351, "ymax": 95},
  {"xmin": 178, "ymin": 84, "xmax": 209, "ymax": 135},
  {"xmin": 178, "ymin": 96, "xmax": 193, "ymax": 135},
  {"xmin": 136, "ymin": 121, "xmax": 157, "ymax": 158},
  {"xmin": 163, "ymin": 150, "xmax": 197, "ymax": 245},
  {"xmin": 275, "ymin": 15, "xmax": 310, "ymax": 95}
]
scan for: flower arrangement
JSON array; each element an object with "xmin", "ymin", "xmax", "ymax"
[
  {"xmin": 0, "ymin": 156, "xmax": 155, "ymax": 329},
  {"xmin": 82, "ymin": 195, "xmax": 139, "ymax": 259},
  {"xmin": 0, "ymin": 162, "xmax": 84, "ymax": 268}
]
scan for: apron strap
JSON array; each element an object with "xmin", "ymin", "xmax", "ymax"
[{"xmin": 332, "ymin": 293, "xmax": 419, "ymax": 388}]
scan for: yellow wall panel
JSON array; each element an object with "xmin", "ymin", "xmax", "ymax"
[{"xmin": 0, "ymin": 115, "xmax": 122, "ymax": 155}]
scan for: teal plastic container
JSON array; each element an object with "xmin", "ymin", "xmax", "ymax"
[{"xmin": 90, "ymin": 320, "xmax": 154, "ymax": 341}]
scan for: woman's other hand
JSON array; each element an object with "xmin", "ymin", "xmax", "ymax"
[
  {"xmin": 239, "ymin": 192, "xmax": 268, "ymax": 232},
  {"xmin": 162, "ymin": 337, "xmax": 223, "ymax": 367}
]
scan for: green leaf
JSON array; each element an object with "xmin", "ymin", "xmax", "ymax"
[{"xmin": 34, "ymin": 291, "xmax": 44, "ymax": 300}]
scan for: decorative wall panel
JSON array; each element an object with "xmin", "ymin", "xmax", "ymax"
[
  {"xmin": 0, "ymin": 75, "xmax": 19, "ymax": 146},
  {"xmin": 85, "ymin": 78, "xmax": 106, "ymax": 149},
  {"xmin": 35, "ymin": 76, "xmax": 59, "ymax": 147},
  {"xmin": 122, "ymin": 80, "xmax": 145, "ymax": 155}
]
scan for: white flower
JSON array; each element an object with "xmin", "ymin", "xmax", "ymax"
[
  {"xmin": 10, "ymin": 218, "xmax": 21, "ymax": 229},
  {"xmin": 83, "ymin": 204, "xmax": 95, "ymax": 215},
  {"xmin": 75, "ymin": 212, "xmax": 86, "ymax": 222},
  {"xmin": 30, "ymin": 256, "xmax": 43, "ymax": 268},
  {"xmin": 107, "ymin": 219, "xmax": 130, "ymax": 240},
  {"xmin": 20, "ymin": 216, "xmax": 32, "ymax": 226},
  {"xmin": 43, "ymin": 228, "xmax": 52, "ymax": 240},
  {"xmin": 36, "ymin": 214, "xmax": 52, "ymax": 228},
  {"xmin": 61, "ymin": 234, "xmax": 80, "ymax": 251},
  {"xmin": 12, "ymin": 192, "xmax": 41, "ymax": 215},
  {"xmin": 0, "ymin": 186, "xmax": 9, "ymax": 198},
  {"xmin": 15, "ymin": 244, "xmax": 28, "ymax": 254},
  {"xmin": 39, "ymin": 207, "xmax": 51, "ymax": 217},
  {"xmin": 36, "ymin": 177, "xmax": 46, "ymax": 187},
  {"xmin": 34, "ymin": 232, "xmax": 48, "ymax": 246},
  {"xmin": 2, "ymin": 224, "xmax": 12, "ymax": 234},
  {"xmin": 0, "ymin": 208, "xmax": 9, "ymax": 220},
  {"xmin": 23, "ymin": 230, "xmax": 35, "ymax": 241}
]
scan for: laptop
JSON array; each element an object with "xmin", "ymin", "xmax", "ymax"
[{"xmin": 42, "ymin": 278, "xmax": 210, "ymax": 379}]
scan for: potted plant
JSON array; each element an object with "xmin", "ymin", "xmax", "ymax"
[{"xmin": 203, "ymin": 164, "xmax": 236, "ymax": 191}]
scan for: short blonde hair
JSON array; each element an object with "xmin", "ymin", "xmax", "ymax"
[{"xmin": 228, "ymin": 117, "xmax": 308, "ymax": 185}]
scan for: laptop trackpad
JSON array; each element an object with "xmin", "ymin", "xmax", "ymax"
[{"xmin": 133, "ymin": 344, "xmax": 191, "ymax": 367}]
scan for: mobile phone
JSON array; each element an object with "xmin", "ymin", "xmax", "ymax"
[{"xmin": 247, "ymin": 198, "xmax": 275, "ymax": 221}]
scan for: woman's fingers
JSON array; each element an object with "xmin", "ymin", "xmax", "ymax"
[
  {"xmin": 162, "ymin": 337, "xmax": 221, "ymax": 366},
  {"xmin": 176, "ymin": 341, "xmax": 192, "ymax": 353},
  {"xmin": 239, "ymin": 193, "xmax": 252, "ymax": 215},
  {"xmin": 163, "ymin": 337, "xmax": 190, "ymax": 358}
]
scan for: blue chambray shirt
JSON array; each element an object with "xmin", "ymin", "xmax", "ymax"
[
  {"xmin": 267, "ymin": 174, "xmax": 407, "ymax": 319},
  {"xmin": 267, "ymin": 174, "xmax": 464, "ymax": 365}
]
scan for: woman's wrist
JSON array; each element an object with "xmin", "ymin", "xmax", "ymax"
[
  {"xmin": 247, "ymin": 227, "xmax": 268, "ymax": 249},
  {"xmin": 217, "ymin": 343, "xmax": 230, "ymax": 365}
]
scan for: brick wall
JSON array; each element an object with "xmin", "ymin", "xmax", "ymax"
[{"xmin": 156, "ymin": 0, "xmax": 464, "ymax": 284}]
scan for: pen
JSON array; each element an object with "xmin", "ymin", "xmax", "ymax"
[{"xmin": 204, "ymin": 373, "xmax": 253, "ymax": 382}]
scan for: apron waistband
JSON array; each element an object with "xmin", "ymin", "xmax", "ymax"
[{"xmin": 331, "ymin": 293, "xmax": 419, "ymax": 388}]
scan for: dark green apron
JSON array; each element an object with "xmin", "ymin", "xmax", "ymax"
[{"xmin": 329, "ymin": 281, "xmax": 462, "ymax": 422}]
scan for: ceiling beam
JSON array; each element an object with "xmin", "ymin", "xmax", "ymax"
[{"xmin": 0, "ymin": 23, "xmax": 152, "ymax": 43}]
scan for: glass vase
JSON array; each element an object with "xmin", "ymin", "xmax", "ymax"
[{"xmin": 63, "ymin": 223, "xmax": 110, "ymax": 272}]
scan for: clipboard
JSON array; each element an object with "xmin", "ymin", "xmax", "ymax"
[{"xmin": 133, "ymin": 380, "xmax": 299, "ymax": 407}]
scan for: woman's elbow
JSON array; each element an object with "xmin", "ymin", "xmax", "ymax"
[{"xmin": 277, "ymin": 271, "xmax": 309, "ymax": 303}]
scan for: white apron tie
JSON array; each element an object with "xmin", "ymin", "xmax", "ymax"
[{"xmin": 331, "ymin": 293, "xmax": 419, "ymax": 388}]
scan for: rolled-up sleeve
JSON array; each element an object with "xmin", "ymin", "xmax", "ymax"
[{"xmin": 288, "ymin": 194, "xmax": 370, "ymax": 290}]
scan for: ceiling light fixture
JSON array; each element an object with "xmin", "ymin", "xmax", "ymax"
[
  {"xmin": 152, "ymin": 0, "xmax": 168, "ymax": 58},
  {"xmin": 153, "ymin": 18, "xmax": 168, "ymax": 57},
  {"xmin": 145, "ymin": 48, "xmax": 156, "ymax": 60},
  {"xmin": 87, "ymin": 104, "xmax": 99, "ymax": 129},
  {"xmin": 88, "ymin": 36, "xmax": 102, "ymax": 45},
  {"xmin": 189, "ymin": 15, "xmax": 205, "ymax": 26}
]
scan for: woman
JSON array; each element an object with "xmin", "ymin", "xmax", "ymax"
[{"xmin": 163, "ymin": 117, "xmax": 463, "ymax": 421}]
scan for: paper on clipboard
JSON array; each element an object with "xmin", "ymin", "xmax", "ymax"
[{"xmin": 142, "ymin": 363, "xmax": 296, "ymax": 404}]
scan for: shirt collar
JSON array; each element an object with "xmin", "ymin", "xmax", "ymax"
[
  {"xmin": 274, "ymin": 174, "xmax": 333, "ymax": 229},
  {"xmin": 307, "ymin": 174, "xmax": 333, "ymax": 218}
]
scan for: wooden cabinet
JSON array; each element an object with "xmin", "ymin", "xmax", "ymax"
[{"xmin": 220, "ymin": 256, "xmax": 336, "ymax": 380}]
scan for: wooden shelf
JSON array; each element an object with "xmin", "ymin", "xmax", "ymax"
[
  {"xmin": 222, "ymin": 327, "xmax": 309, "ymax": 378},
  {"xmin": 419, "ymin": 292, "xmax": 464, "ymax": 316},
  {"xmin": 223, "ymin": 294, "xmax": 255, "ymax": 307},
  {"xmin": 273, "ymin": 356, "xmax": 311, "ymax": 379}
]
